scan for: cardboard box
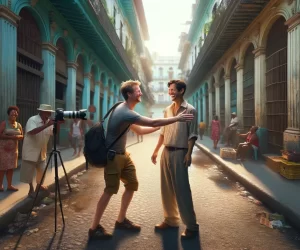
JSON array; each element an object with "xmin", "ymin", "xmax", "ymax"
[
  {"xmin": 220, "ymin": 148, "xmax": 236, "ymax": 159},
  {"xmin": 265, "ymin": 156, "xmax": 283, "ymax": 173}
]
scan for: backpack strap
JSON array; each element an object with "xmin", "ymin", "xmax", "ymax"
[
  {"xmin": 102, "ymin": 101, "xmax": 123, "ymax": 122},
  {"xmin": 107, "ymin": 124, "xmax": 130, "ymax": 150}
]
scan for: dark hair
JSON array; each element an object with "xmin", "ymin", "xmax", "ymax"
[
  {"xmin": 7, "ymin": 106, "xmax": 19, "ymax": 115},
  {"xmin": 167, "ymin": 80, "xmax": 186, "ymax": 96},
  {"xmin": 252, "ymin": 126, "xmax": 259, "ymax": 132},
  {"xmin": 214, "ymin": 115, "xmax": 218, "ymax": 121}
]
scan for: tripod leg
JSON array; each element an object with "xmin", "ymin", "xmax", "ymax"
[
  {"xmin": 23, "ymin": 152, "xmax": 53, "ymax": 228},
  {"xmin": 56, "ymin": 166, "xmax": 65, "ymax": 226},
  {"xmin": 54, "ymin": 152, "xmax": 58, "ymax": 232},
  {"xmin": 57, "ymin": 151, "xmax": 72, "ymax": 192}
]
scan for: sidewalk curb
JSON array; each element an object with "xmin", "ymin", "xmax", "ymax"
[
  {"xmin": 0, "ymin": 161, "xmax": 87, "ymax": 232},
  {"xmin": 195, "ymin": 142, "xmax": 300, "ymax": 231}
]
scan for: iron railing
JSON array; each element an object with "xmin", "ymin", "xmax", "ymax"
[{"xmin": 88, "ymin": 0, "xmax": 139, "ymax": 80}]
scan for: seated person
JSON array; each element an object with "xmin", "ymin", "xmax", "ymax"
[{"xmin": 236, "ymin": 126, "xmax": 259, "ymax": 161}]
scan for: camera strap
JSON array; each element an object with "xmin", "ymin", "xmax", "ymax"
[{"xmin": 102, "ymin": 102, "xmax": 131, "ymax": 150}]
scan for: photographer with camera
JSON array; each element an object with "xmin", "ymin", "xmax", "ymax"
[
  {"xmin": 20, "ymin": 104, "xmax": 62, "ymax": 197},
  {"xmin": 88, "ymin": 80, "xmax": 194, "ymax": 240}
]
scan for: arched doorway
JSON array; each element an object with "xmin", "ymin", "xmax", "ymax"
[
  {"xmin": 243, "ymin": 44, "xmax": 255, "ymax": 131},
  {"xmin": 219, "ymin": 69, "xmax": 225, "ymax": 129},
  {"xmin": 212, "ymin": 79, "xmax": 216, "ymax": 118},
  {"xmin": 90, "ymin": 66, "xmax": 96, "ymax": 120},
  {"xmin": 205, "ymin": 83, "xmax": 209, "ymax": 123},
  {"xmin": 55, "ymin": 38, "xmax": 68, "ymax": 111},
  {"xmin": 76, "ymin": 55, "xmax": 84, "ymax": 111},
  {"xmin": 17, "ymin": 8, "xmax": 43, "ymax": 128},
  {"xmin": 230, "ymin": 60, "xmax": 237, "ymax": 114},
  {"xmin": 265, "ymin": 17, "xmax": 287, "ymax": 153}
]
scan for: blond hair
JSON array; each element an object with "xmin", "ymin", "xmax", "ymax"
[{"xmin": 120, "ymin": 80, "xmax": 141, "ymax": 100}]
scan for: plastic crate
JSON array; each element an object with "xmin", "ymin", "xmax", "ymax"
[
  {"xmin": 220, "ymin": 148, "xmax": 236, "ymax": 159},
  {"xmin": 265, "ymin": 156, "xmax": 283, "ymax": 173},
  {"xmin": 279, "ymin": 159, "xmax": 300, "ymax": 180}
]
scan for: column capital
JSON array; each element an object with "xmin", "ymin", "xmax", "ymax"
[
  {"xmin": 67, "ymin": 62, "xmax": 78, "ymax": 70},
  {"xmin": 0, "ymin": 6, "xmax": 21, "ymax": 26},
  {"xmin": 84, "ymin": 73, "xmax": 92, "ymax": 80},
  {"xmin": 214, "ymin": 82, "xmax": 220, "ymax": 88},
  {"xmin": 235, "ymin": 64, "xmax": 243, "ymax": 71},
  {"xmin": 42, "ymin": 43, "xmax": 57, "ymax": 54},
  {"xmin": 253, "ymin": 47, "xmax": 265, "ymax": 58},
  {"xmin": 285, "ymin": 13, "xmax": 300, "ymax": 31},
  {"xmin": 224, "ymin": 75, "xmax": 230, "ymax": 80}
]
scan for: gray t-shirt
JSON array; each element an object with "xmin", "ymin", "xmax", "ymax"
[{"xmin": 105, "ymin": 103, "xmax": 141, "ymax": 153}]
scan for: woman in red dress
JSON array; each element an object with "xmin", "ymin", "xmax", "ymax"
[
  {"xmin": 0, "ymin": 106, "xmax": 23, "ymax": 191},
  {"xmin": 211, "ymin": 115, "xmax": 221, "ymax": 149}
]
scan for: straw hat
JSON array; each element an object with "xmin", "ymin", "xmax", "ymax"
[{"xmin": 37, "ymin": 104, "xmax": 55, "ymax": 112}]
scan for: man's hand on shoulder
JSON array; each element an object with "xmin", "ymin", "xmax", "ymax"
[{"xmin": 176, "ymin": 110, "xmax": 194, "ymax": 122}]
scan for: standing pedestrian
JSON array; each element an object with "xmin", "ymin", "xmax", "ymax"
[
  {"xmin": 198, "ymin": 120, "xmax": 206, "ymax": 140},
  {"xmin": 211, "ymin": 115, "xmax": 221, "ymax": 149},
  {"xmin": 69, "ymin": 119, "xmax": 84, "ymax": 157},
  {"xmin": 225, "ymin": 112, "xmax": 239, "ymax": 147},
  {"xmin": 88, "ymin": 80, "xmax": 194, "ymax": 240},
  {"xmin": 0, "ymin": 106, "xmax": 23, "ymax": 191},
  {"xmin": 151, "ymin": 79, "xmax": 199, "ymax": 239},
  {"xmin": 20, "ymin": 104, "xmax": 55, "ymax": 197}
]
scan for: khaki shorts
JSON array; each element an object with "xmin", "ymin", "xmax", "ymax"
[
  {"xmin": 104, "ymin": 152, "xmax": 138, "ymax": 194},
  {"xmin": 20, "ymin": 160, "xmax": 46, "ymax": 184}
]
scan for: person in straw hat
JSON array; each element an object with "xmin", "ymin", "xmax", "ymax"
[{"xmin": 20, "ymin": 104, "xmax": 57, "ymax": 197}]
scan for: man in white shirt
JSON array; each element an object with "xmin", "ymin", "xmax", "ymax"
[
  {"xmin": 226, "ymin": 112, "xmax": 239, "ymax": 147},
  {"xmin": 20, "ymin": 104, "xmax": 54, "ymax": 197}
]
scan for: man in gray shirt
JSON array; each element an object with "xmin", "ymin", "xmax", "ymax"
[{"xmin": 89, "ymin": 80, "xmax": 194, "ymax": 240}]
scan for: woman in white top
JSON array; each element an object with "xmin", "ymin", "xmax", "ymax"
[{"xmin": 69, "ymin": 119, "xmax": 83, "ymax": 157}]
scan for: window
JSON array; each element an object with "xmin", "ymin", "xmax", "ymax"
[
  {"xmin": 113, "ymin": 6, "xmax": 117, "ymax": 27},
  {"xmin": 159, "ymin": 82, "xmax": 164, "ymax": 91},
  {"xmin": 168, "ymin": 67, "xmax": 174, "ymax": 80},
  {"xmin": 120, "ymin": 21, "xmax": 123, "ymax": 44},
  {"xmin": 158, "ymin": 94, "xmax": 164, "ymax": 102},
  {"xmin": 159, "ymin": 67, "xmax": 163, "ymax": 77}
]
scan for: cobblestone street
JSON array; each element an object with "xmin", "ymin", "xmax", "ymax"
[{"xmin": 1, "ymin": 133, "xmax": 300, "ymax": 250}]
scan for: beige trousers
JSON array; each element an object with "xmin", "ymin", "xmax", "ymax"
[{"xmin": 160, "ymin": 147, "xmax": 199, "ymax": 231}]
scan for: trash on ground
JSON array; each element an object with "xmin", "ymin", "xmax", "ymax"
[
  {"xmin": 42, "ymin": 197, "xmax": 54, "ymax": 205},
  {"xmin": 240, "ymin": 191, "xmax": 250, "ymax": 197},
  {"xmin": 258, "ymin": 212, "xmax": 287, "ymax": 229}
]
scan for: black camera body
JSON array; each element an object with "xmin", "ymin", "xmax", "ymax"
[{"xmin": 55, "ymin": 108, "xmax": 87, "ymax": 121}]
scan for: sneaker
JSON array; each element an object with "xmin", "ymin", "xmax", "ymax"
[
  {"xmin": 88, "ymin": 224, "xmax": 112, "ymax": 240},
  {"xmin": 115, "ymin": 218, "xmax": 141, "ymax": 231}
]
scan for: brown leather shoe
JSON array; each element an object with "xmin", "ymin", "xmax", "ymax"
[
  {"xmin": 155, "ymin": 222, "xmax": 179, "ymax": 230},
  {"xmin": 181, "ymin": 229, "xmax": 199, "ymax": 239}
]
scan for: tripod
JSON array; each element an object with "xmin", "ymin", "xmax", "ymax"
[{"xmin": 24, "ymin": 119, "xmax": 72, "ymax": 232}]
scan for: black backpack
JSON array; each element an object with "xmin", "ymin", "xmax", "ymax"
[{"xmin": 84, "ymin": 102, "xmax": 130, "ymax": 166}]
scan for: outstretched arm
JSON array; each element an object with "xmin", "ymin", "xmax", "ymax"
[{"xmin": 130, "ymin": 124, "xmax": 160, "ymax": 135}]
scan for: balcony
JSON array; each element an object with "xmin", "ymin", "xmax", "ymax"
[
  {"xmin": 186, "ymin": 0, "xmax": 269, "ymax": 96},
  {"xmin": 50, "ymin": 0, "xmax": 139, "ymax": 81},
  {"xmin": 152, "ymin": 76, "xmax": 172, "ymax": 81}
]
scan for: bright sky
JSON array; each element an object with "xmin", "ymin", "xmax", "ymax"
[{"xmin": 143, "ymin": 0, "xmax": 196, "ymax": 57}]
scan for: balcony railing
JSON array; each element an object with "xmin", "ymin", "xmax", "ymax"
[{"xmin": 88, "ymin": 0, "xmax": 139, "ymax": 80}]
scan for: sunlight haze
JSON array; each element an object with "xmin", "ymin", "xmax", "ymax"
[{"xmin": 143, "ymin": 0, "xmax": 195, "ymax": 56}]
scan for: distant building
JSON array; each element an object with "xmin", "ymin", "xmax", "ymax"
[
  {"xmin": 0, "ymin": 0, "xmax": 153, "ymax": 146},
  {"xmin": 178, "ymin": 0, "xmax": 300, "ymax": 154},
  {"xmin": 149, "ymin": 56, "xmax": 181, "ymax": 118}
]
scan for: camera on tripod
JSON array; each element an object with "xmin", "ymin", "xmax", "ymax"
[{"xmin": 55, "ymin": 108, "xmax": 87, "ymax": 121}]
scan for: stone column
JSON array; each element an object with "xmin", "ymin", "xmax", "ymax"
[
  {"xmin": 66, "ymin": 62, "xmax": 78, "ymax": 111},
  {"xmin": 109, "ymin": 91, "xmax": 114, "ymax": 108},
  {"xmin": 215, "ymin": 83, "xmax": 220, "ymax": 119},
  {"xmin": 114, "ymin": 95, "xmax": 119, "ymax": 104},
  {"xmin": 82, "ymin": 73, "xmax": 91, "ymax": 109},
  {"xmin": 197, "ymin": 93, "xmax": 201, "ymax": 123},
  {"xmin": 224, "ymin": 76, "xmax": 231, "ymax": 126},
  {"xmin": 94, "ymin": 81, "xmax": 101, "ymax": 122},
  {"xmin": 253, "ymin": 47, "xmax": 268, "ymax": 154},
  {"xmin": 102, "ymin": 86, "xmax": 108, "ymax": 116},
  {"xmin": 236, "ymin": 64, "xmax": 244, "ymax": 129},
  {"xmin": 202, "ymin": 93, "xmax": 207, "ymax": 124},
  {"xmin": 0, "ymin": 6, "xmax": 20, "ymax": 122},
  {"xmin": 208, "ymin": 88, "xmax": 213, "ymax": 124},
  {"xmin": 284, "ymin": 13, "xmax": 300, "ymax": 152},
  {"xmin": 41, "ymin": 43, "xmax": 57, "ymax": 109},
  {"xmin": 253, "ymin": 47, "xmax": 267, "ymax": 127}
]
